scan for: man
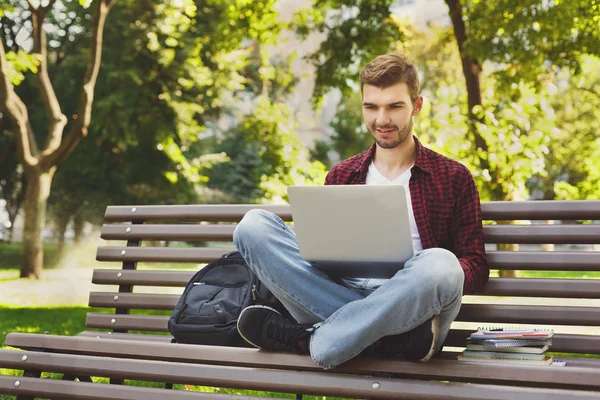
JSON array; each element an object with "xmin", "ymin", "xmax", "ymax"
[{"xmin": 233, "ymin": 52, "xmax": 489, "ymax": 369}]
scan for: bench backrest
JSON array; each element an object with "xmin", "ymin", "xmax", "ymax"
[{"xmin": 92, "ymin": 201, "xmax": 600, "ymax": 357}]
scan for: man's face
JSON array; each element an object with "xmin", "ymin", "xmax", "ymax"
[{"xmin": 362, "ymin": 82, "xmax": 422, "ymax": 149}]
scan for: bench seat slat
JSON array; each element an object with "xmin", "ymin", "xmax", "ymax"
[
  {"xmin": 78, "ymin": 331, "xmax": 173, "ymax": 342},
  {"xmin": 96, "ymin": 247, "xmax": 600, "ymax": 271},
  {"xmin": 7, "ymin": 376, "xmax": 593, "ymax": 400},
  {"xmin": 100, "ymin": 223, "xmax": 600, "ymax": 244},
  {"xmin": 4, "ymin": 353, "xmax": 598, "ymax": 400},
  {"xmin": 104, "ymin": 201, "xmax": 600, "ymax": 223},
  {"xmin": 4, "ymin": 334, "xmax": 600, "ymax": 391},
  {"xmin": 85, "ymin": 303, "xmax": 600, "ymax": 333},
  {"xmin": 0, "ymin": 375, "xmax": 265, "ymax": 400},
  {"xmin": 76, "ymin": 329, "xmax": 600, "ymax": 356}
]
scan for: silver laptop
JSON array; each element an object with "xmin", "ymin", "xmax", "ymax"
[{"xmin": 287, "ymin": 185, "xmax": 414, "ymax": 278}]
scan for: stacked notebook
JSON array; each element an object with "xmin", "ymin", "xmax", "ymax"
[{"xmin": 457, "ymin": 328, "xmax": 555, "ymax": 365}]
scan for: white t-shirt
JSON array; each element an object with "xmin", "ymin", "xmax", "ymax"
[{"xmin": 365, "ymin": 161, "xmax": 423, "ymax": 253}]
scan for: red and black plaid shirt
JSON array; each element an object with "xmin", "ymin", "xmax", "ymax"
[{"xmin": 324, "ymin": 136, "xmax": 489, "ymax": 295}]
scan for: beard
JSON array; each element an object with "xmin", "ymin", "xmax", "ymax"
[{"xmin": 371, "ymin": 118, "xmax": 413, "ymax": 149}]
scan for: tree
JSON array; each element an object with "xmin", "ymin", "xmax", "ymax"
[
  {"xmin": 0, "ymin": 131, "xmax": 25, "ymax": 242},
  {"xmin": 293, "ymin": 0, "xmax": 404, "ymax": 105},
  {"xmin": 0, "ymin": 0, "xmax": 116, "ymax": 278},
  {"xmin": 445, "ymin": 0, "xmax": 600, "ymax": 200}
]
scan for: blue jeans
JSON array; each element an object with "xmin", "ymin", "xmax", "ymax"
[{"xmin": 233, "ymin": 209, "xmax": 464, "ymax": 369}]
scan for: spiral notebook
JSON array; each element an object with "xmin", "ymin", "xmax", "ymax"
[
  {"xmin": 457, "ymin": 355, "xmax": 555, "ymax": 366},
  {"xmin": 470, "ymin": 327, "xmax": 553, "ymax": 340},
  {"xmin": 468, "ymin": 338, "xmax": 553, "ymax": 348},
  {"xmin": 466, "ymin": 343, "xmax": 549, "ymax": 353}
]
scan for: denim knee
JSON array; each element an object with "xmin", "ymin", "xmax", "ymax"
[
  {"xmin": 417, "ymin": 248, "xmax": 464, "ymax": 294},
  {"xmin": 233, "ymin": 209, "xmax": 273, "ymax": 249}
]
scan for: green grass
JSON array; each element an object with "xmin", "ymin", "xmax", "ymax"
[{"xmin": 0, "ymin": 306, "xmax": 93, "ymax": 346}]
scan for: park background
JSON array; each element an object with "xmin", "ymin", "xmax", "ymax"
[{"xmin": 0, "ymin": 0, "xmax": 599, "ymax": 397}]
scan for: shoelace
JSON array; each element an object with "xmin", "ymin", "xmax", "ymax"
[{"xmin": 266, "ymin": 321, "xmax": 310, "ymax": 350}]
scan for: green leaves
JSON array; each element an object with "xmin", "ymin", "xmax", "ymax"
[
  {"xmin": 465, "ymin": 0, "xmax": 600, "ymax": 94},
  {"xmin": 293, "ymin": 0, "xmax": 405, "ymax": 104},
  {"xmin": 4, "ymin": 51, "xmax": 39, "ymax": 85}
]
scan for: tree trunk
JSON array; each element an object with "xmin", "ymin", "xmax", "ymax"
[
  {"xmin": 445, "ymin": 0, "xmax": 505, "ymax": 199},
  {"xmin": 20, "ymin": 167, "xmax": 55, "ymax": 279},
  {"xmin": 73, "ymin": 212, "xmax": 84, "ymax": 244},
  {"xmin": 55, "ymin": 213, "xmax": 69, "ymax": 254}
]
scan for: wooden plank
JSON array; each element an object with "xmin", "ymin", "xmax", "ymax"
[
  {"xmin": 2, "ymin": 357, "xmax": 597, "ymax": 400},
  {"xmin": 0, "ymin": 375, "xmax": 275, "ymax": 400},
  {"xmin": 87, "ymin": 279, "xmax": 600, "ymax": 313},
  {"xmin": 480, "ymin": 278, "xmax": 600, "ymax": 298},
  {"xmin": 486, "ymin": 251, "xmax": 600, "ymax": 271},
  {"xmin": 96, "ymin": 247, "xmax": 231, "ymax": 263},
  {"xmin": 85, "ymin": 303, "xmax": 600, "ymax": 333},
  {"xmin": 78, "ymin": 331, "xmax": 173, "ymax": 342},
  {"xmin": 101, "ymin": 224, "xmax": 238, "ymax": 242},
  {"xmin": 92, "ymin": 269, "xmax": 193, "ymax": 287},
  {"xmin": 457, "ymin": 304, "xmax": 600, "ymax": 326},
  {"xmin": 89, "ymin": 292, "xmax": 179, "ymax": 310},
  {"xmin": 480, "ymin": 200, "xmax": 600, "ymax": 221},
  {"xmin": 103, "ymin": 202, "xmax": 600, "ymax": 223},
  {"xmin": 101, "ymin": 223, "xmax": 600, "ymax": 244},
  {"xmin": 4, "ymin": 335, "xmax": 600, "ymax": 392},
  {"xmin": 104, "ymin": 205, "xmax": 293, "ymax": 223},
  {"xmin": 86, "ymin": 313, "xmax": 168, "ymax": 332},
  {"xmin": 75, "ymin": 328, "xmax": 600, "ymax": 356},
  {"xmin": 89, "ymin": 275, "xmax": 600, "ymax": 299},
  {"xmin": 483, "ymin": 224, "xmax": 600, "ymax": 244},
  {"xmin": 96, "ymin": 247, "xmax": 600, "ymax": 271}
]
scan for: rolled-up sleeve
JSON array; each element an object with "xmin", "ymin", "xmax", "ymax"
[{"xmin": 450, "ymin": 172, "xmax": 489, "ymax": 294}]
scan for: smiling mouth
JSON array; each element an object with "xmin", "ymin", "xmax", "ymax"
[{"xmin": 376, "ymin": 128, "xmax": 396, "ymax": 136}]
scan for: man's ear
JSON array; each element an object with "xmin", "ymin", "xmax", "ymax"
[{"xmin": 413, "ymin": 96, "xmax": 424, "ymax": 116}]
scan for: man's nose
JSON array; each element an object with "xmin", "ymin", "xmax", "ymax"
[{"xmin": 376, "ymin": 109, "xmax": 391, "ymax": 126}]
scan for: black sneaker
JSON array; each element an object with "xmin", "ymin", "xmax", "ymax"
[
  {"xmin": 372, "ymin": 315, "xmax": 440, "ymax": 362},
  {"xmin": 237, "ymin": 305, "xmax": 314, "ymax": 353}
]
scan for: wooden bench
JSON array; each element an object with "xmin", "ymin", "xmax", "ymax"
[{"xmin": 2, "ymin": 201, "xmax": 600, "ymax": 399}]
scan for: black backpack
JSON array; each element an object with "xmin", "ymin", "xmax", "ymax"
[{"xmin": 168, "ymin": 251, "xmax": 286, "ymax": 346}]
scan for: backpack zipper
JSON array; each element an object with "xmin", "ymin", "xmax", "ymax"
[{"xmin": 252, "ymin": 284, "xmax": 258, "ymax": 301}]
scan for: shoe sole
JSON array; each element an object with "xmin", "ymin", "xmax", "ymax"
[
  {"xmin": 420, "ymin": 315, "xmax": 440, "ymax": 362},
  {"xmin": 237, "ymin": 304, "xmax": 281, "ymax": 349}
]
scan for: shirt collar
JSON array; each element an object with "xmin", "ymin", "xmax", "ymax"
[{"xmin": 350, "ymin": 135, "xmax": 432, "ymax": 175}]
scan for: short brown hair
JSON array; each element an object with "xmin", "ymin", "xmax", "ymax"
[{"xmin": 360, "ymin": 52, "xmax": 420, "ymax": 104}]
